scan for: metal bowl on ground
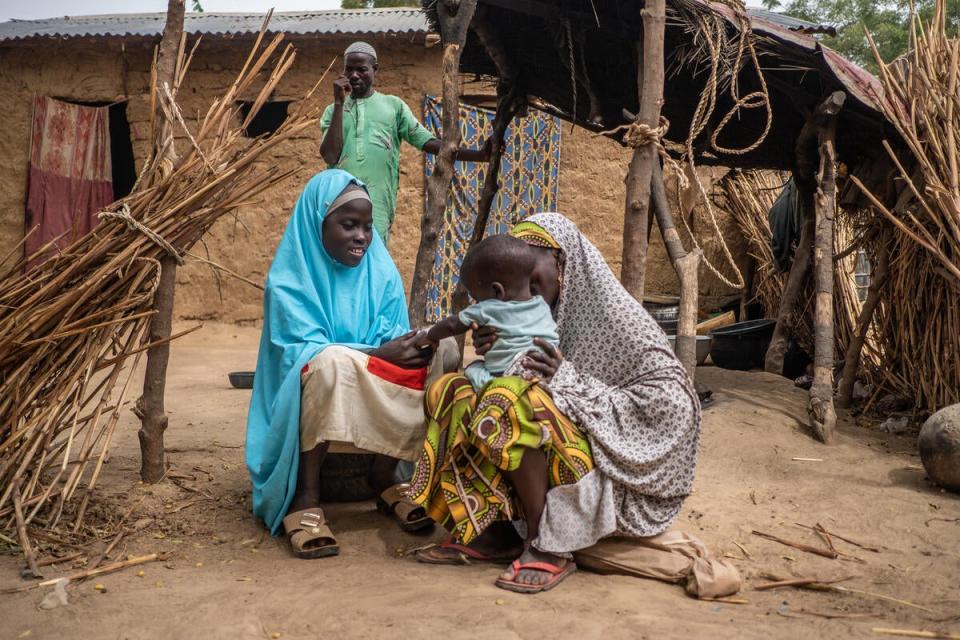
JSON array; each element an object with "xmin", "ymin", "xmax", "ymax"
[
  {"xmin": 644, "ymin": 298, "xmax": 680, "ymax": 323},
  {"xmin": 228, "ymin": 371, "xmax": 255, "ymax": 389},
  {"xmin": 666, "ymin": 335, "xmax": 712, "ymax": 366},
  {"xmin": 708, "ymin": 319, "xmax": 777, "ymax": 371}
]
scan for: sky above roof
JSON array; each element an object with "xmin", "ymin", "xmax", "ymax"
[
  {"xmin": 1, "ymin": 1, "xmax": 342, "ymax": 22},
  {"xmin": 1, "ymin": 0, "xmax": 766, "ymax": 23}
]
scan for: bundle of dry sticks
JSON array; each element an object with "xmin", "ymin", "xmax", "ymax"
[
  {"xmin": 0, "ymin": 21, "xmax": 326, "ymax": 559},
  {"xmin": 850, "ymin": 1, "xmax": 960, "ymax": 412}
]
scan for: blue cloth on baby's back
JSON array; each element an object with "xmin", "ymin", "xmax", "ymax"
[{"xmin": 458, "ymin": 296, "xmax": 559, "ymax": 390}]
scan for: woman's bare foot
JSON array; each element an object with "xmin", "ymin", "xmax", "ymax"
[{"xmin": 499, "ymin": 545, "xmax": 571, "ymax": 587}]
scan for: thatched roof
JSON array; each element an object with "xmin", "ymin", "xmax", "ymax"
[{"xmin": 427, "ymin": 0, "xmax": 890, "ymax": 172}]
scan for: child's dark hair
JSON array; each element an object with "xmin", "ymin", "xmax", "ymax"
[{"xmin": 460, "ymin": 234, "xmax": 535, "ymax": 290}]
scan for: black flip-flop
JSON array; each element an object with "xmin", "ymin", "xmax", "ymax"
[{"xmin": 416, "ymin": 540, "xmax": 518, "ymax": 565}]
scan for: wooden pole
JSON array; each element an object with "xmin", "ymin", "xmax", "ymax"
[
  {"xmin": 765, "ymin": 98, "xmax": 827, "ymax": 376},
  {"xmin": 139, "ymin": 0, "xmax": 184, "ymax": 483},
  {"xmin": 408, "ymin": 0, "xmax": 478, "ymax": 326},
  {"xmin": 809, "ymin": 91, "xmax": 845, "ymax": 444},
  {"xmin": 621, "ymin": 0, "xmax": 666, "ymax": 301},
  {"xmin": 13, "ymin": 479, "xmax": 41, "ymax": 578},
  {"xmin": 740, "ymin": 255, "xmax": 756, "ymax": 321},
  {"xmin": 764, "ymin": 202, "xmax": 814, "ymax": 375},
  {"xmin": 837, "ymin": 240, "xmax": 888, "ymax": 408},
  {"xmin": 652, "ymin": 162, "xmax": 702, "ymax": 376},
  {"xmin": 460, "ymin": 6, "xmax": 521, "ymax": 257},
  {"xmin": 450, "ymin": 86, "xmax": 522, "ymax": 316},
  {"xmin": 471, "ymin": 89, "xmax": 520, "ymax": 251}
]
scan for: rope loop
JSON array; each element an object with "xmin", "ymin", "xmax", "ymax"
[
  {"xmin": 99, "ymin": 205, "xmax": 185, "ymax": 266},
  {"xmin": 602, "ymin": 116, "xmax": 671, "ymax": 150}
]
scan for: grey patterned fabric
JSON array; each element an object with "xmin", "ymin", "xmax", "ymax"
[{"xmin": 527, "ymin": 213, "xmax": 702, "ymax": 553}]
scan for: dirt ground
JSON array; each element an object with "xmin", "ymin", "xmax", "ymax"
[{"xmin": 2, "ymin": 323, "xmax": 959, "ymax": 640}]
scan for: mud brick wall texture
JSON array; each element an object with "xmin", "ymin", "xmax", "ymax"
[{"xmin": 0, "ymin": 36, "xmax": 748, "ymax": 323}]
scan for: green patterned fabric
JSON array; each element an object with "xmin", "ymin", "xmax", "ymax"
[{"xmin": 409, "ymin": 373, "xmax": 593, "ymax": 544}]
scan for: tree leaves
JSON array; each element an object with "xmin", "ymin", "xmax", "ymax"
[{"xmin": 777, "ymin": 0, "xmax": 960, "ymax": 71}]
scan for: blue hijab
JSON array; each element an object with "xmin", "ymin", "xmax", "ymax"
[{"xmin": 245, "ymin": 169, "xmax": 411, "ymax": 534}]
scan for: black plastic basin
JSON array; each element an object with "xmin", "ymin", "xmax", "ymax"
[
  {"xmin": 709, "ymin": 319, "xmax": 777, "ymax": 371},
  {"xmin": 228, "ymin": 371, "xmax": 255, "ymax": 389}
]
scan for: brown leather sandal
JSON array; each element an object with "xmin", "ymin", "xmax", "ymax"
[
  {"xmin": 376, "ymin": 484, "xmax": 433, "ymax": 533},
  {"xmin": 282, "ymin": 508, "xmax": 339, "ymax": 559}
]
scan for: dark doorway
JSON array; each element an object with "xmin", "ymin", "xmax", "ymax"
[
  {"xmin": 107, "ymin": 102, "xmax": 136, "ymax": 200},
  {"xmin": 56, "ymin": 98, "xmax": 137, "ymax": 200},
  {"xmin": 238, "ymin": 100, "xmax": 290, "ymax": 138}
]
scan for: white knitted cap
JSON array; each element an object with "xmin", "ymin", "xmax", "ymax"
[{"xmin": 344, "ymin": 41, "xmax": 377, "ymax": 62}]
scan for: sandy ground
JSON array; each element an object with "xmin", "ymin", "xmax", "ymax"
[{"xmin": 2, "ymin": 323, "xmax": 959, "ymax": 640}]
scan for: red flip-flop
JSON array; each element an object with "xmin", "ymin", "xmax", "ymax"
[
  {"xmin": 495, "ymin": 559, "xmax": 576, "ymax": 594},
  {"xmin": 416, "ymin": 540, "xmax": 518, "ymax": 565}
]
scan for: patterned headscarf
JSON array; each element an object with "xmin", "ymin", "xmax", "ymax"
[
  {"xmin": 512, "ymin": 214, "xmax": 685, "ymax": 382},
  {"xmin": 511, "ymin": 221, "xmax": 560, "ymax": 249},
  {"xmin": 510, "ymin": 212, "xmax": 701, "ymax": 540},
  {"xmin": 511, "ymin": 220, "xmax": 565, "ymax": 292}
]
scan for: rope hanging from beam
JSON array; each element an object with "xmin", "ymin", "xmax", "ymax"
[{"xmin": 672, "ymin": 0, "xmax": 777, "ymax": 291}]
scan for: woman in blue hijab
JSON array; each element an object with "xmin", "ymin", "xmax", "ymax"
[{"xmin": 246, "ymin": 169, "xmax": 438, "ymax": 558}]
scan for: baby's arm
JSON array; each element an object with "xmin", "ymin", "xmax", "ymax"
[{"xmin": 423, "ymin": 315, "xmax": 470, "ymax": 346}]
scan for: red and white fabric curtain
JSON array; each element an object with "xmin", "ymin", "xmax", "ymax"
[{"xmin": 25, "ymin": 95, "xmax": 113, "ymax": 269}]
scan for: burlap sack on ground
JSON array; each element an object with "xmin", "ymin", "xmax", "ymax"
[{"xmin": 573, "ymin": 530, "xmax": 741, "ymax": 598}]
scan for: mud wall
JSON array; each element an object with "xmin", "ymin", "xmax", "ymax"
[{"xmin": 0, "ymin": 35, "xmax": 747, "ymax": 324}]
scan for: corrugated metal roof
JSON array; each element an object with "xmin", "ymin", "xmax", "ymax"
[
  {"xmin": 746, "ymin": 7, "xmax": 837, "ymax": 36},
  {"xmin": 0, "ymin": 8, "xmax": 430, "ymax": 43}
]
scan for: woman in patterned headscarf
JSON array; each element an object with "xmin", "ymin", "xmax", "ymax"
[{"xmin": 410, "ymin": 212, "xmax": 701, "ymax": 593}]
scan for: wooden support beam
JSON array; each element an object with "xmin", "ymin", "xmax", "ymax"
[
  {"xmin": 466, "ymin": 4, "xmax": 522, "ymax": 251},
  {"xmin": 765, "ymin": 93, "xmax": 826, "ymax": 377},
  {"xmin": 139, "ymin": 0, "xmax": 184, "ymax": 484},
  {"xmin": 809, "ymin": 91, "xmax": 846, "ymax": 444},
  {"xmin": 764, "ymin": 200, "xmax": 813, "ymax": 375},
  {"xmin": 740, "ymin": 255, "xmax": 756, "ymax": 320},
  {"xmin": 837, "ymin": 239, "xmax": 888, "ymax": 408},
  {"xmin": 470, "ymin": 90, "xmax": 522, "ymax": 249},
  {"xmin": 621, "ymin": 0, "xmax": 666, "ymax": 302},
  {"xmin": 450, "ymin": 85, "xmax": 523, "ymax": 316},
  {"xmin": 651, "ymin": 161, "xmax": 702, "ymax": 376},
  {"xmin": 408, "ymin": 0, "xmax": 479, "ymax": 326}
]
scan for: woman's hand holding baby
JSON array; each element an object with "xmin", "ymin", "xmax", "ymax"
[
  {"xmin": 523, "ymin": 339, "xmax": 563, "ymax": 382},
  {"xmin": 471, "ymin": 323, "xmax": 498, "ymax": 356}
]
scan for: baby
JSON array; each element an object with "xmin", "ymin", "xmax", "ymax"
[{"xmin": 422, "ymin": 234, "xmax": 559, "ymax": 391}]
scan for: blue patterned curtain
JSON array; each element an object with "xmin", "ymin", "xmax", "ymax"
[{"xmin": 423, "ymin": 96, "xmax": 562, "ymax": 322}]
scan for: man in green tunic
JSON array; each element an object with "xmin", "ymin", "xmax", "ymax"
[{"xmin": 320, "ymin": 41, "xmax": 489, "ymax": 244}]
